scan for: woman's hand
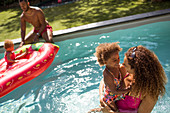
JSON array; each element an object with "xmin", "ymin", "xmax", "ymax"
[
  {"xmin": 100, "ymin": 101, "xmax": 116, "ymax": 113},
  {"xmin": 100, "ymin": 95, "xmax": 105, "ymax": 107}
]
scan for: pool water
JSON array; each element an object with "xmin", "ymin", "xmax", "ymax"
[{"xmin": 0, "ymin": 21, "xmax": 170, "ymax": 113}]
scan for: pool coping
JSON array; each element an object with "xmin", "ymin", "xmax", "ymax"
[
  {"xmin": 0, "ymin": 8, "xmax": 170, "ymax": 48},
  {"xmin": 52, "ymin": 8, "xmax": 170, "ymax": 37}
]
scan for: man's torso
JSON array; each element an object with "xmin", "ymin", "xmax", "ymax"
[{"xmin": 21, "ymin": 7, "xmax": 48, "ymax": 30}]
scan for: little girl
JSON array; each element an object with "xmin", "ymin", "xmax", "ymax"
[
  {"xmin": 4, "ymin": 39, "xmax": 28, "ymax": 69},
  {"xmin": 94, "ymin": 42, "xmax": 130, "ymax": 111}
]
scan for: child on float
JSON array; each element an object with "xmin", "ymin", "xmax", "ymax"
[
  {"xmin": 94, "ymin": 42, "xmax": 130, "ymax": 111},
  {"xmin": 4, "ymin": 39, "xmax": 28, "ymax": 69}
]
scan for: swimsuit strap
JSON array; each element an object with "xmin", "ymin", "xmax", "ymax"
[
  {"xmin": 123, "ymin": 73, "xmax": 129, "ymax": 80},
  {"xmin": 106, "ymin": 67, "xmax": 121, "ymax": 80},
  {"xmin": 106, "ymin": 67, "xmax": 115, "ymax": 78}
]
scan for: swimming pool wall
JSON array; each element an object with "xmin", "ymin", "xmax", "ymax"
[{"xmin": 0, "ymin": 8, "xmax": 170, "ymax": 53}]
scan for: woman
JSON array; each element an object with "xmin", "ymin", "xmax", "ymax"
[{"xmin": 100, "ymin": 45, "xmax": 167, "ymax": 113}]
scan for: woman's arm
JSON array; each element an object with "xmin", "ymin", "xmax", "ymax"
[
  {"xmin": 100, "ymin": 101, "xmax": 122, "ymax": 113},
  {"xmin": 119, "ymin": 64, "xmax": 127, "ymax": 79},
  {"xmin": 138, "ymin": 95, "xmax": 157, "ymax": 113}
]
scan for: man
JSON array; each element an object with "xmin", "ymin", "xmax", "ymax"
[{"xmin": 19, "ymin": 0, "xmax": 54, "ymax": 46}]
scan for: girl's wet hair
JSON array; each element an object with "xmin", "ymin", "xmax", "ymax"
[
  {"xmin": 125, "ymin": 45, "xmax": 167, "ymax": 99},
  {"xmin": 94, "ymin": 42, "xmax": 122, "ymax": 66}
]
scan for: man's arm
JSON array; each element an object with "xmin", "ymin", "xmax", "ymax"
[
  {"xmin": 36, "ymin": 9, "xmax": 46, "ymax": 35},
  {"xmin": 20, "ymin": 15, "xmax": 26, "ymax": 46}
]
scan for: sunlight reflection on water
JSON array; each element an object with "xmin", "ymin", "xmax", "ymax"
[{"xmin": 0, "ymin": 21, "xmax": 170, "ymax": 113}]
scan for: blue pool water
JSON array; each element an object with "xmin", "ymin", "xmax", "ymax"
[{"xmin": 0, "ymin": 21, "xmax": 170, "ymax": 113}]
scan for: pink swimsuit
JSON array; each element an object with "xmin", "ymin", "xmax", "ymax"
[
  {"xmin": 116, "ymin": 95, "xmax": 141, "ymax": 112},
  {"xmin": 5, "ymin": 51, "xmax": 16, "ymax": 69},
  {"xmin": 116, "ymin": 74, "xmax": 142, "ymax": 112}
]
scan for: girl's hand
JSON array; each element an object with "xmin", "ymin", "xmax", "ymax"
[{"xmin": 14, "ymin": 60, "xmax": 19, "ymax": 62}]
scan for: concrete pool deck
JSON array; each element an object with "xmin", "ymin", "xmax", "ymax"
[{"xmin": 0, "ymin": 8, "xmax": 170, "ymax": 52}]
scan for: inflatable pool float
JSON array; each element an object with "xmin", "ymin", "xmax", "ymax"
[{"xmin": 0, "ymin": 43, "xmax": 59, "ymax": 98}]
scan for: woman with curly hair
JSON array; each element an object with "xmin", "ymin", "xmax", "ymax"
[{"xmin": 100, "ymin": 45, "xmax": 167, "ymax": 113}]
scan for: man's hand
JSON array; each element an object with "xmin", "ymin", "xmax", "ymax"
[{"xmin": 20, "ymin": 41, "xmax": 25, "ymax": 47}]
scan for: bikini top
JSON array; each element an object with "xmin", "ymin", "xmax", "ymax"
[{"xmin": 105, "ymin": 67, "xmax": 122, "ymax": 91}]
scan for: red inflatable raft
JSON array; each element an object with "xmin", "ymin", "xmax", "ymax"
[{"xmin": 0, "ymin": 43, "xmax": 59, "ymax": 98}]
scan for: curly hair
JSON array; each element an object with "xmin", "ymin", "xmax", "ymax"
[
  {"xmin": 94, "ymin": 42, "xmax": 122, "ymax": 66},
  {"xmin": 4, "ymin": 40, "xmax": 14, "ymax": 49},
  {"xmin": 125, "ymin": 45, "xmax": 167, "ymax": 99}
]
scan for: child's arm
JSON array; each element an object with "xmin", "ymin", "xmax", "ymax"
[
  {"xmin": 103, "ymin": 69, "xmax": 130, "ymax": 95},
  {"xmin": 15, "ymin": 48, "xmax": 28, "ymax": 60},
  {"xmin": 99, "ymin": 78, "xmax": 105, "ymax": 106}
]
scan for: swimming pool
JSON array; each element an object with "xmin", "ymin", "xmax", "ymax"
[{"xmin": 0, "ymin": 20, "xmax": 170, "ymax": 113}]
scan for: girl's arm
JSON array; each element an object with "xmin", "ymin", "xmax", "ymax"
[
  {"xmin": 138, "ymin": 95, "xmax": 157, "ymax": 113},
  {"xmin": 103, "ymin": 69, "xmax": 130, "ymax": 95},
  {"xmin": 99, "ymin": 78, "xmax": 105, "ymax": 105}
]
